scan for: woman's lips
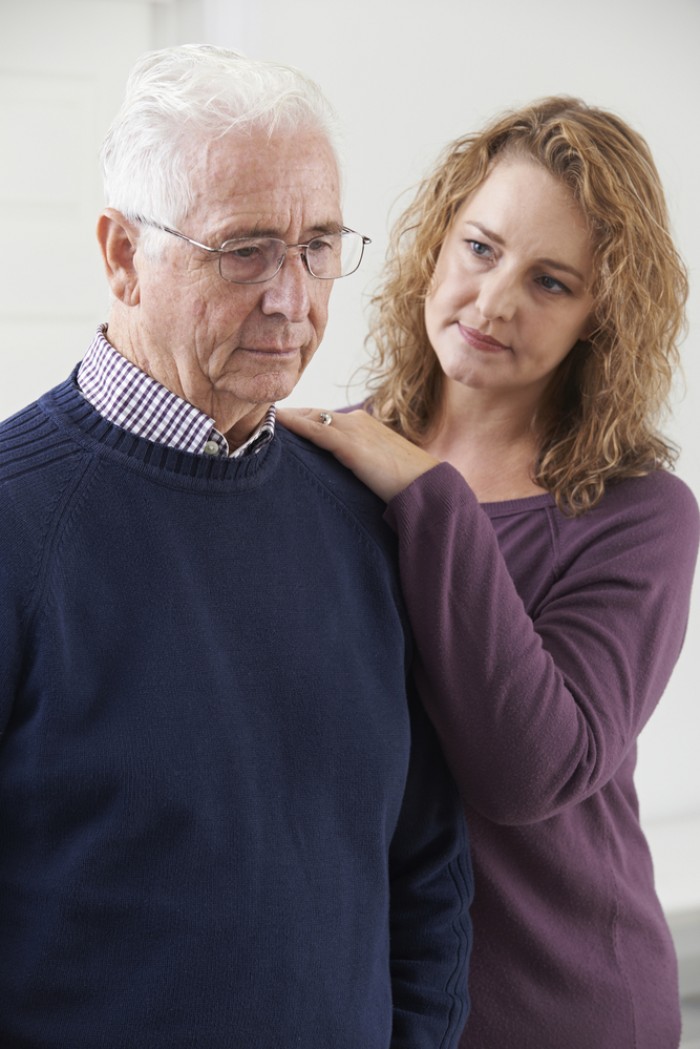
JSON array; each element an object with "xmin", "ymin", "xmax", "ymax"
[{"xmin": 458, "ymin": 324, "xmax": 509, "ymax": 352}]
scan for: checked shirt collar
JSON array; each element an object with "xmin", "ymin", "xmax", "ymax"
[{"xmin": 77, "ymin": 326, "xmax": 276, "ymax": 459}]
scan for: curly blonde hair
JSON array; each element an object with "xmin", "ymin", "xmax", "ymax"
[{"xmin": 365, "ymin": 96, "xmax": 688, "ymax": 514}]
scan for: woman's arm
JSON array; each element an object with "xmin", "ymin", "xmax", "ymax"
[{"xmin": 386, "ymin": 463, "xmax": 699, "ymax": 824}]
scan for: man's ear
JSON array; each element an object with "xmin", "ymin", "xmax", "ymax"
[{"xmin": 97, "ymin": 208, "xmax": 141, "ymax": 306}]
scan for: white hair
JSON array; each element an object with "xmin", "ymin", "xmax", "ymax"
[{"xmin": 100, "ymin": 44, "xmax": 343, "ymax": 234}]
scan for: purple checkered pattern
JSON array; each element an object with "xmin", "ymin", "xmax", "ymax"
[{"xmin": 77, "ymin": 327, "xmax": 275, "ymax": 458}]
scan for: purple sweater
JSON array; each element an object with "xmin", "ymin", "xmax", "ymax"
[{"xmin": 385, "ymin": 463, "xmax": 699, "ymax": 1049}]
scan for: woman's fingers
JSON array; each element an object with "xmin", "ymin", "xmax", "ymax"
[
  {"xmin": 277, "ymin": 407, "xmax": 439, "ymax": 502},
  {"xmin": 275, "ymin": 406, "xmax": 345, "ymax": 450}
]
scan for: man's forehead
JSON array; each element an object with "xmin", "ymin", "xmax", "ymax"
[
  {"xmin": 193, "ymin": 127, "xmax": 339, "ymax": 189},
  {"xmin": 186, "ymin": 128, "xmax": 341, "ymax": 233}
]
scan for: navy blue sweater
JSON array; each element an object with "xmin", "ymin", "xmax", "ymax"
[{"xmin": 0, "ymin": 375, "xmax": 472, "ymax": 1049}]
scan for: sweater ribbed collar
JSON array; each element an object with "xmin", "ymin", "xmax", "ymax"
[{"xmin": 41, "ymin": 372, "xmax": 282, "ymax": 488}]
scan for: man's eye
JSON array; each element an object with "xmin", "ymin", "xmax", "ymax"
[
  {"xmin": 230, "ymin": 244, "xmax": 266, "ymax": 260},
  {"xmin": 307, "ymin": 237, "xmax": 336, "ymax": 254}
]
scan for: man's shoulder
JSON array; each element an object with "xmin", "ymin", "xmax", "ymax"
[
  {"xmin": 1, "ymin": 380, "xmax": 72, "ymax": 446},
  {"xmin": 0, "ymin": 395, "xmax": 53, "ymax": 477},
  {"xmin": 278, "ymin": 423, "xmax": 385, "ymax": 506},
  {"xmin": 0, "ymin": 380, "xmax": 86, "ymax": 522},
  {"xmin": 277, "ymin": 424, "xmax": 396, "ymax": 551}
]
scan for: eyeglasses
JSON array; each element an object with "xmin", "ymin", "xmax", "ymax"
[{"xmin": 135, "ymin": 218, "xmax": 371, "ymax": 284}]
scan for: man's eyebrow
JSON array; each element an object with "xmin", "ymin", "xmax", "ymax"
[
  {"xmin": 219, "ymin": 221, "xmax": 344, "ymax": 241},
  {"xmin": 467, "ymin": 221, "xmax": 587, "ymax": 282},
  {"xmin": 306, "ymin": 221, "xmax": 345, "ymax": 236}
]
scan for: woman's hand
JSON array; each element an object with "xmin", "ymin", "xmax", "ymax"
[{"xmin": 277, "ymin": 407, "xmax": 440, "ymax": 502}]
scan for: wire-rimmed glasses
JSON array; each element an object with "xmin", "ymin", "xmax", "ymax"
[{"xmin": 135, "ymin": 218, "xmax": 371, "ymax": 284}]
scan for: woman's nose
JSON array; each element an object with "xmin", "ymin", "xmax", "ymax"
[{"xmin": 476, "ymin": 267, "xmax": 518, "ymax": 323}]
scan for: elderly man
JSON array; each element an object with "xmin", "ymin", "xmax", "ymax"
[{"xmin": 0, "ymin": 44, "xmax": 471, "ymax": 1049}]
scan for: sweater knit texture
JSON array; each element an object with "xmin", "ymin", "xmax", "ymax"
[
  {"xmin": 385, "ymin": 462, "xmax": 699, "ymax": 1049},
  {"xmin": 0, "ymin": 374, "xmax": 472, "ymax": 1049}
]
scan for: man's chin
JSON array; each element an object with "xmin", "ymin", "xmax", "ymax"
[
  {"xmin": 227, "ymin": 373, "xmax": 302, "ymax": 409},
  {"xmin": 249, "ymin": 356, "xmax": 310, "ymax": 398}
]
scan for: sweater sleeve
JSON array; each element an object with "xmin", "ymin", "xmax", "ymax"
[
  {"xmin": 0, "ymin": 565, "xmax": 23, "ymax": 737},
  {"xmin": 0, "ymin": 425, "xmax": 87, "ymax": 737},
  {"xmin": 389, "ymin": 689, "xmax": 472, "ymax": 1048},
  {"xmin": 0, "ymin": 490, "xmax": 40, "ymax": 737},
  {"xmin": 385, "ymin": 463, "xmax": 700, "ymax": 825}
]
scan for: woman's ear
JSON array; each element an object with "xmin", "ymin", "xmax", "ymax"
[{"xmin": 96, "ymin": 208, "xmax": 141, "ymax": 306}]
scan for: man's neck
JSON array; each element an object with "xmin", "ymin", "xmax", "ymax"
[{"xmin": 104, "ymin": 319, "xmax": 271, "ymax": 452}]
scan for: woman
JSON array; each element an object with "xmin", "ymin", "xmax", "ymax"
[{"xmin": 279, "ymin": 97, "xmax": 699, "ymax": 1047}]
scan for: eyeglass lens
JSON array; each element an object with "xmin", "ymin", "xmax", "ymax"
[{"xmin": 218, "ymin": 231, "xmax": 365, "ymax": 284}]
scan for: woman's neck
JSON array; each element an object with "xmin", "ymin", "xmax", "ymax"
[{"xmin": 422, "ymin": 386, "xmax": 545, "ymax": 502}]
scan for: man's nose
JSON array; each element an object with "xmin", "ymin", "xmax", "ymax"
[{"xmin": 259, "ymin": 249, "xmax": 312, "ymax": 321}]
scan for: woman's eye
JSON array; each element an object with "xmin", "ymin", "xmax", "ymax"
[
  {"xmin": 467, "ymin": 240, "xmax": 492, "ymax": 258},
  {"xmin": 538, "ymin": 274, "xmax": 569, "ymax": 294}
]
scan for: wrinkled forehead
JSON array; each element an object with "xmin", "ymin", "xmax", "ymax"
[{"xmin": 179, "ymin": 127, "xmax": 342, "ymax": 232}]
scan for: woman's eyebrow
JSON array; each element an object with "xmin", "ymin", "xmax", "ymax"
[{"xmin": 466, "ymin": 221, "xmax": 586, "ymax": 282}]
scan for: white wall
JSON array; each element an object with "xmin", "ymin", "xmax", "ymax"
[
  {"xmin": 0, "ymin": 0, "xmax": 698, "ymax": 908},
  {"xmin": 201, "ymin": 0, "xmax": 700, "ymax": 909}
]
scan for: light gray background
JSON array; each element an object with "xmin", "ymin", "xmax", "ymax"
[{"xmin": 1, "ymin": 0, "xmax": 698, "ymax": 914}]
